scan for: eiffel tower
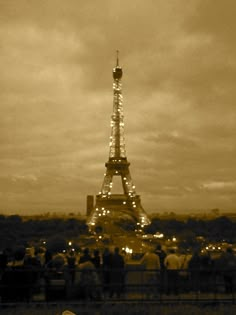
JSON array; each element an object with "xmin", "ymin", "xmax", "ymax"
[{"xmin": 87, "ymin": 52, "xmax": 150, "ymax": 229}]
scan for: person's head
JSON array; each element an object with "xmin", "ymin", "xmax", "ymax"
[
  {"xmin": 83, "ymin": 247, "xmax": 89, "ymax": 255},
  {"xmin": 93, "ymin": 249, "xmax": 99, "ymax": 256},
  {"xmin": 103, "ymin": 247, "xmax": 110, "ymax": 254},
  {"xmin": 69, "ymin": 250, "xmax": 75, "ymax": 256},
  {"xmin": 226, "ymin": 247, "xmax": 233, "ymax": 254},
  {"xmin": 14, "ymin": 246, "xmax": 26, "ymax": 261},
  {"xmin": 114, "ymin": 247, "xmax": 119, "ymax": 254},
  {"xmin": 156, "ymin": 244, "xmax": 162, "ymax": 251},
  {"xmin": 193, "ymin": 248, "xmax": 200, "ymax": 256},
  {"xmin": 169, "ymin": 248, "xmax": 175, "ymax": 254},
  {"xmin": 52, "ymin": 254, "xmax": 66, "ymax": 268}
]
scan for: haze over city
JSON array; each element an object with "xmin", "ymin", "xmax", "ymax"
[{"xmin": 0, "ymin": 0, "xmax": 236, "ymax": 215}]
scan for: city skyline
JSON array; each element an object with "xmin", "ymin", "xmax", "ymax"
[{"xmin": 0, "ymin": 1, "xmax": 236, "ymax": 215}]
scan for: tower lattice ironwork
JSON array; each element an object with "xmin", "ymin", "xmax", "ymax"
[{"xmin": 87, "ymin": 52, "xmax": 150, "ymax": 228}]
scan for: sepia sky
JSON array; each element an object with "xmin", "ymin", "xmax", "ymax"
[{"xmin": 0, "ymin": 0, "xmax": 236, "ymax": 215}]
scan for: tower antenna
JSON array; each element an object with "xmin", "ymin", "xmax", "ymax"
[{"xmin": 116, "ymin": 50, "xmax": 119, "ymax": 67}]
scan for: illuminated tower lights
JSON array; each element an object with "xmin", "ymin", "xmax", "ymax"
[{"xmin": 87, "ymin": 51, "xmax": 150, "ymax": 227}]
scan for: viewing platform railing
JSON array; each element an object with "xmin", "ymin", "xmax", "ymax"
[{"xmin": 0, "ymin": 267, "xmax": 235, "ymax": 305}]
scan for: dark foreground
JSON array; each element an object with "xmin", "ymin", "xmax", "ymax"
[{"xmin": 1, "ymin": 303, "xmax": 236, "ymax": 315}]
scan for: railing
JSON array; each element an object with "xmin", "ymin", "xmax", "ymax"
[{"xmin": 0, "ymin": 266, "xmax": 235, "ymax": 305}]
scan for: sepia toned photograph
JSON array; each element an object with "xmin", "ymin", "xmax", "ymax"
[{"xmin": 0, "ymin": 1, "xmax": 236, "ymax": 314}]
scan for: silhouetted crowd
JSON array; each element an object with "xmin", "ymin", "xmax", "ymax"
[
  {"xmin": 0, "ymin": 245, "xmax": 126, "ymax": 302},
  {"xmin": 0, "ymin": 244, "xmax": 235, "ymax": 302},
  {"xmin": 141, "ymin": 245, "xmax": 236, "ymax": 298}
]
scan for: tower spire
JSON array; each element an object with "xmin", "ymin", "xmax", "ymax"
[
  {"xmin": 113, "ymin": 51, "xmax": 123, "ymax": 80},
  {"xmin": 116, "ymin": 50, "xmax": 119, "ymax": 67}
]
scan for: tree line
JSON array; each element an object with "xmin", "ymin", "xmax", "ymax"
[{"xmin": 0, "ymin": 214, "xmax": 235, "ymax": 250}]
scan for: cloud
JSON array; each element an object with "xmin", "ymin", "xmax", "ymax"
[
  {"xmin": 201, "ymin": 181, "xmax": 236, "ymax": 193},
  {"xmin": 0, "ymin": 0, "xmax": 235, "ymax": 214}
]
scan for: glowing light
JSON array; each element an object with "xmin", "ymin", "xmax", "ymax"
[
  {"xmin": 154, "ymin": 232, "xmax": 164, "ymax": 239},
  {"xmin": 122, "ymin": 246, "xmax": 133, "ymax": 254}
]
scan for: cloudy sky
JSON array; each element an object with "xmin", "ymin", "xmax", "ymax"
[{"xmin": 0, "ymin": 0, "xmax": 236, "ymax": 215}]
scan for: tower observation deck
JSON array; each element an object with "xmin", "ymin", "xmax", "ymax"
[{"xmin": 87, "ymin": 52, "xmax": 150, "ymax": 229}]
